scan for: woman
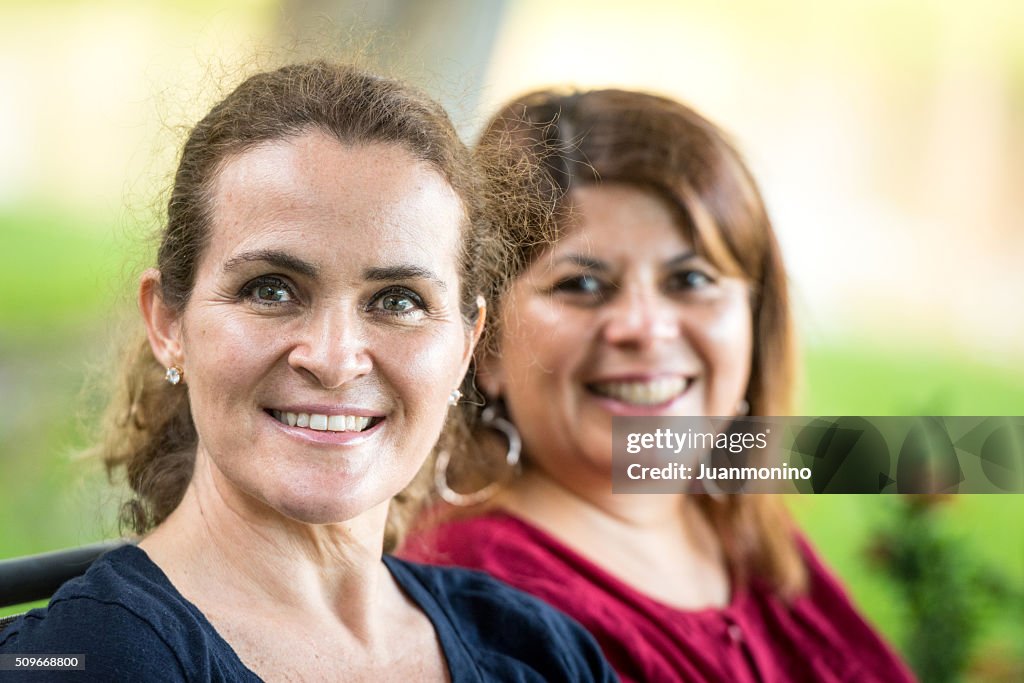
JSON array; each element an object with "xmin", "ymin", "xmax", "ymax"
[
  {"xmin": 0, "ymin": 63, "xmax": 615, "ymax": 682},
  {"xmin": 402, "ymin": 89, "xmax": 917, "ymax": 682}
]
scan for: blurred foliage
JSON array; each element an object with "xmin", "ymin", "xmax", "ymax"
[
  {"xmin": 788, "ymin": 495, "xmax": 1024, "ymax": 683},
  {"xmin": 802, "ymin": 343, "xmax": 1024, "ymax": 417},
  {"xmin": 792, "ymin": 343, "xmax": 1024, "ymax": 681},
  {"xmin": 0, "ymin": 207, "xmax": 140, "ymax": 337},
  {"xmin": 868, "ymin": 497, "xmax": 1024, "ymax": 682}
]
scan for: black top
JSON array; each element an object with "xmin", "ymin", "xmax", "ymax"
[{"xmin": 0, "ymin": 546, "xmax": 616, "ymax": 681}]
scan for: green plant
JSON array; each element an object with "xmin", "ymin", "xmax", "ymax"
[{"xmin": 869, "ymin": 496, "xmax": 1023, "ymax": 682}]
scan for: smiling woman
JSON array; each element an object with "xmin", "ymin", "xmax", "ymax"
[
  {"xmin": 402, "ymin": 88, "xmax": 917, "ymax": 682},
  {"xmin": 0, "ymin": 62, "xmax": 615, "ymax": 682},
  {"xmin": 141, "ymin": 137, "xmax": 471, "ymax": 528}
]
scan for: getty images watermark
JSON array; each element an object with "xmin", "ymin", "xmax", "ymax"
[{"xmin": 612, "ymin": 416, "xmax": 1024, "ymax": 494}]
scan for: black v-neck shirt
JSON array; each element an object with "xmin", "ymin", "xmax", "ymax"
[{"xmin": 0, "ymin": 545, "xmax": 615, "ymax": 681}]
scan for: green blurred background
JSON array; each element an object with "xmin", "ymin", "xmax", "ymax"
[{"xmin": 1, "ymin": 1, "xmax": 1022, "ymax": 681}]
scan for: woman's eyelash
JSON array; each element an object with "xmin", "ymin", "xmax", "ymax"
[
  {"xmin": 240, "ymin": 276, "xmax": 296, "ymax": 305},
  {"xmin": 546, "ymin": 269, "xmax": 718, "ymax": 299},
  {"xmin": 551, "ymin": 274, "xmax": 606, "ymax": 294},
  {"xmin": 369, "ymin": 286, "xmax": 429, "ymax": 316},
  {"xmin": 670, "ymin": 269, "xmax": 716, "ymax": 288},
  {"xmin": 236, "ymin": 279, "xmax": 431, "ymax": 316}
]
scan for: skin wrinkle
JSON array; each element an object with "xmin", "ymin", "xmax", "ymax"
[{"xmin": 187, "ymin": 451, "xmax": 385, "ymax": 625}]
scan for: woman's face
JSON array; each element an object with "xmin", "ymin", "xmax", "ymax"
[
  {"xmin": 483, "ymin": 183, "xmax": 752, "ymax": 481},
  {"xmin": 148, "ymin": 132, "xmax": 477, "ymax": 524}
]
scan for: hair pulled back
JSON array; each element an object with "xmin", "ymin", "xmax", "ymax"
[{"xmin": 99, "ymin": 61, "xmax": 548, "ymax": 549}]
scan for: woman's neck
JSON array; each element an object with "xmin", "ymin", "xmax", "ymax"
[
  {"xmin": 500, "ymin": 466, "xmax": 689, "ymax": 531},
  {"xmin": 139, "ymin": 450, "xmax": 446, "ymax": 680},
  {"xmin": 140, "ymin": 449, "xmax": 395, "ymax": 640},
  {"xmin": 497, "ymin": 467, "xmax": 731, "ymax": 610}
]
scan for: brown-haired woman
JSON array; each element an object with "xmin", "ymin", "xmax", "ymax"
[
  {"xmin": 401, "ymin": 89, "xmax": 917, "ymax": 682},
  {"xmin": 0, "ymin": 64, "xmax": 615, "ymax": 682}
]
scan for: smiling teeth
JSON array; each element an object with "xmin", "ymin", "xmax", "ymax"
[
  {"xmin": 272, "ymin": 411, "xmax": 371, "ymax": 432},
  {"xmin": 590, "ymin": 378, "xmax": 689, "ymax": 405}
]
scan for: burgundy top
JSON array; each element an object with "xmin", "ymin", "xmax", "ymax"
[{"xmin": 401, "ymin": 512, "xmax": 916, "ymax": 683}]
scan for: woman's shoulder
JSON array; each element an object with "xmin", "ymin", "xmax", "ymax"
[
  {"xmin": 778, "ymin": 535, "xmax": 917, "ymax": 682},
  {"xmin": 401, "ymin": 511, "xmax": 570, "ymax": 576},
  {"xmin": 0, "ymin": 545, "xmax": 255, "ymax": 682},
  {"xmin": 789, "ymin": 533, "xmax": 876, "ymax": 616},
  {"xmin": 386, "ymin": 549, "xmax": 572, "ymax": 619},
  {"xmin": 384, "ymin": 555, "xmax": 616, "ymax": 682},
  {"xmin": 400, "ymin": 511, "xmax": 624, "ymax": 630},
  {"xmin": 0, "ymin": 546, "xmax": 188, "ymax": 680}
]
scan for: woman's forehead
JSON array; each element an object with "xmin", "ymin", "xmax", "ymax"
[
  {"xmin": 200, "ymin": 134, "xmax": 466, "ymax": 277},
  {"xmin": 211, "ymin": 134, "xmax": 460, "ymax": 217},
  {"xmin": 550, "ymin": 184, "xmax": 695, "ymax": 257}
]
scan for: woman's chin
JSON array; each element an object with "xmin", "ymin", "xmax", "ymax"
[
  {"xmin": 250, "ymin": 478, "xmax": 396, "ymax": 528},
  {"xmin": 272, "ymin": 498, "xmax": 379, "ymax": 527}
]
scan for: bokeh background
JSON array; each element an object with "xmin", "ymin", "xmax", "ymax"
[{"xmin": 1, "ymin": 1, "xmax": 1022, "ymax": 680}]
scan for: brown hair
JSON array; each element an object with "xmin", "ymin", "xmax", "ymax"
[
  {"xmin": 473, "ymin": 88, "xmax": 806, "ymax": 598},
  {"xmin": 97, "ymin": 61, "xmax": 543, "ymax": 550}
]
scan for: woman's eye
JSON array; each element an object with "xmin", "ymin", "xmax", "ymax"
[
  {"xmin": 668, "ymin": 269, "xmax": 714, "ymax": 290},
  {"xmin": 244, "ymin": 277, "xmax": 294, "ymax": 305},
  {"xmin": 257, "ymin": 284, "xmax": 291, "ymax": 302},
  {"xmin": 381, "ymin": 293, "xmax": 415, "ymax": 312},
  {"xmin": 553, "ymin": 274, "xmax": 606, "ymax": 296},
  {"xmin": 371, "ymin": 288, "xmax": 426, "ymax": 316}
]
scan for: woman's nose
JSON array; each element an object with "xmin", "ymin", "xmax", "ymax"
[
  {"xmin": 601, "ymin": 286, "xmax": 680, "ymax": 348},
  {"xmin": 288, "ymin": 306, "xmax": 373, "ymax": 388}
]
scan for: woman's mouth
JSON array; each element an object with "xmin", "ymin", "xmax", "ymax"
[
  {"xmin": 267, "ymin": 410, "xmax": 382, "ymax": 433},
  {"xmin": 587, "ymin": 376, "xmax": 693, "ymax": 406}
]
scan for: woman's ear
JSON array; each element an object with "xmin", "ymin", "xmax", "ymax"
[
  {"xmin": 475, "ymin": 347, "xmax": 505, "ymax": 401},
  {"xmin": 463, "ymin": 295, "xmax": 507, "ymax": 400},
  {"xmin": 458, "ymin": 295, "xmax": 488, "ymax": 380},
  {"xmin": 138, "ymin": 269, "xmax": 183, "ymax": 369}
]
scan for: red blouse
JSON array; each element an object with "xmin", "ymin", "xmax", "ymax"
[{"xmin": 401, "ymin": 512, "xmax": 916, "ymax": 683}]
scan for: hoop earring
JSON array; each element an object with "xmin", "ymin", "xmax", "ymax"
[
  {"xmin": 434, "ymin": 405, "xmax": 522, "ymax": 507},
  {"xmin": 165, "ymin": 366, "xmax": 183, "ymax": 385}
]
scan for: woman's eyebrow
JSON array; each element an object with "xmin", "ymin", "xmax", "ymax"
[
  {"xmin": 364, "ymin": 264, "xmax": 448, "ymax": 292},
  {"xmin": 552, "ymin": 254, "xmax": 611, "ymax": 271},
  {"xmin": 664, "ymin": 250, "xmax": 698, "ymax": 267},
  {"xmin": 223, "ymin": 249, "xmax": 320, "ymax": 278}
]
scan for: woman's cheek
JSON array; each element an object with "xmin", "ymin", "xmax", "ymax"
[
  {"xmin": 516, "ymin": 299, "xmax": 590, "ymax": 359},
  {"xmin": 383, "ymin": 325, "xmax": 467, "ymax": 411},
  {"xmin": 708, "ymin": 304, "xmax": 752, "ymax": 347},
  {"xmin": 695, "ymin": 301, "xmax": 754, "ymax": 409}
]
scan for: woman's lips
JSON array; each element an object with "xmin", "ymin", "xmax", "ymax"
[
  {"xmin": 268, "ymin": 409, "xmax": 379, "ymax": 432},
  {"xmin": 586, "ymin": 376, "xmax": 695, "ymax": 407},
  {"xmin": 263, "ymin": 408, "xmax": 385, "ymax": 445}
]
